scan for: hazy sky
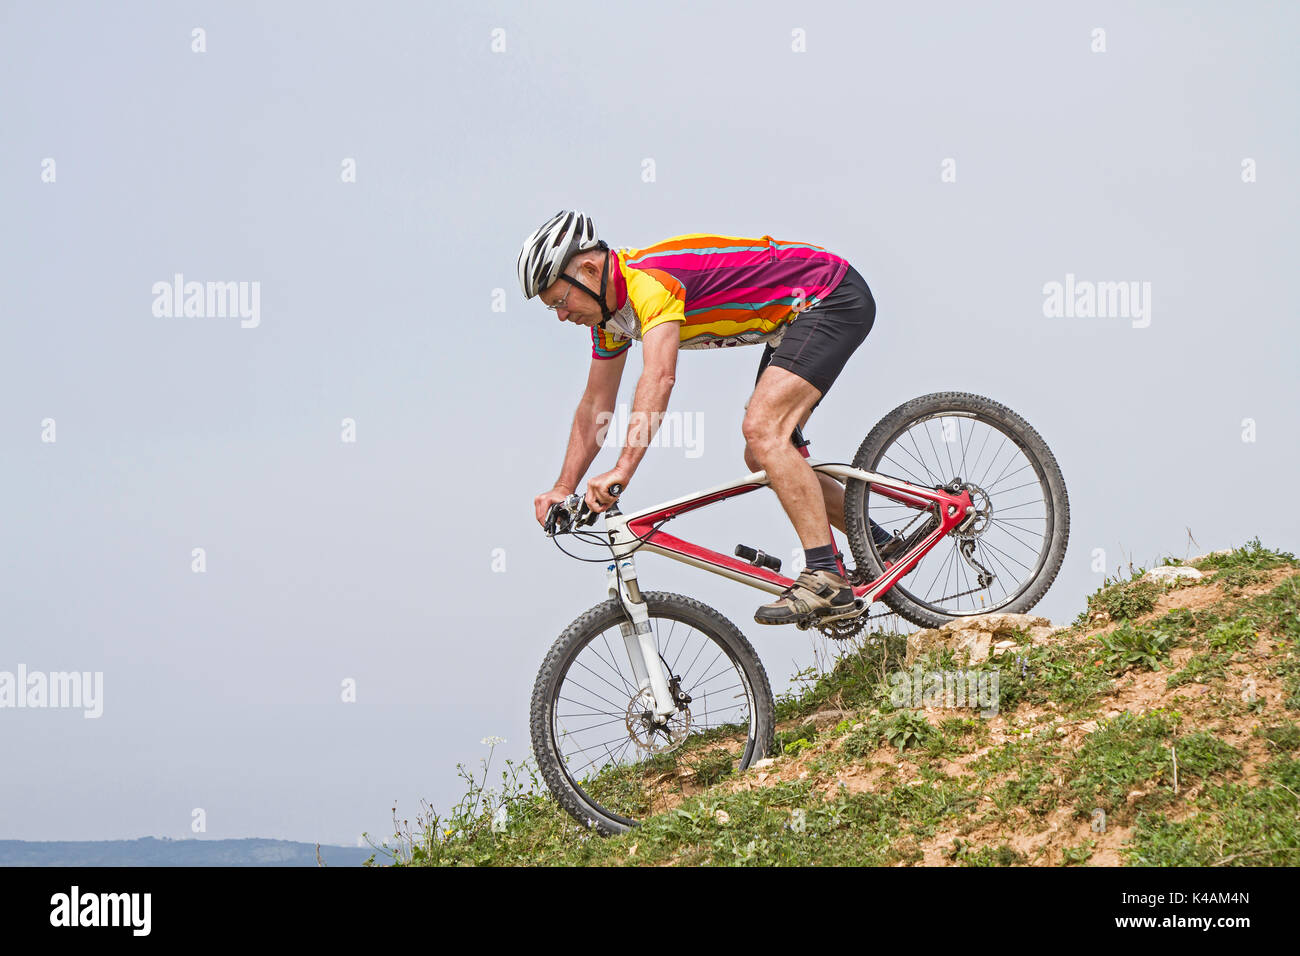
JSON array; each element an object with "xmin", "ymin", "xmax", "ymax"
[{"xmin": 2, "ymin": 1, "xmax": 1296, "ymax": 847}]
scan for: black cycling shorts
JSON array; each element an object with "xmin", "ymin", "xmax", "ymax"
[{"xmin": 754, "ymin": 262, "xmax": 875, "ymax": 403}]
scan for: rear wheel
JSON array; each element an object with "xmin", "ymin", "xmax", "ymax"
[
  {"xmin": 843, "ymin": 392, "xmax": 1069, "ymax": 629},
  {"xmin": 530, "ymin": 592, "xmax": 775, "ymax": 835}
]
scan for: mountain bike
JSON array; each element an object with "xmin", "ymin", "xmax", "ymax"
[{"xmin": 530, "ymin": 391, "xmax": 1069, "ymax": 835}]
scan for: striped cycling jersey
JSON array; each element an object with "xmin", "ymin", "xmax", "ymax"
[{"xmin": 590, "ymin": 233, "xmax": 849, "ymax": 360}]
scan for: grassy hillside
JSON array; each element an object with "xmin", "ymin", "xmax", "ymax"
[{"xmin": 374, "ymin": 538, "xmax": 1300, "ymax": 867}]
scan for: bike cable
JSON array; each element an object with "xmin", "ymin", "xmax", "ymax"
[{"xmin": 548, "ymin": 514, "xmax": 673, "ymax": 564}]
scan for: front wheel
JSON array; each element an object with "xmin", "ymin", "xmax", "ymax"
[
  {"xmin": 844, "ymin": 391, "xmax": 1070, "ymax": 629},
  {"xmin": 530, "ymin": 592, "xmax": 775, "ymax": 836}
]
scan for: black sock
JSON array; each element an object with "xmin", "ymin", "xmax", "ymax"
[{"xmin": 803, "ymin": 544, "xmax": 840, "ymax": 575}]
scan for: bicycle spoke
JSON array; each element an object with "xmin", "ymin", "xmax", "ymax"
[
  {"xmin": 573, "ymin": 656, "xmax": 639, "ymax": 704},
  {"xmin": 982, "ymin": 465, "xmax": 1034, "ymax": 495},
  {"xmin": 904, "ymin": 429, "xmax": 942, "ymax": 485},
  {"xmin": 549, "ymin": 609, "xmax": 759, "ymax": 827},
  {"xmin": 598, "ymin": 632, "xmax": 638, "ymax": 698},
  {"xmin": 977, "ymin": 535, "xmax": 1036, "ymax": 576},
  {"xmin": 866, "ymin": 410, "xmax": 1053, "ymax": 617},
  {"xmin": 880, "ymin": 451, "xmax": 934, "ymax": 487},
  {"xmin": 973, "ymin": 434, "xmax": 1010, "ymax": 490},
  {"xmin": 939, "ymin": 417, "xmax": 958, "ymax": 481}
]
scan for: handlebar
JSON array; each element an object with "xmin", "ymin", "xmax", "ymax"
[{"xmin": 543, "ymin": 482, "xmax": 624, "ymax": 536}]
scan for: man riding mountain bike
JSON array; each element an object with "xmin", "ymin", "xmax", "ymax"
[{"xmin": 522, "ymin": 210, "xmax": 898, "ymax": 627}]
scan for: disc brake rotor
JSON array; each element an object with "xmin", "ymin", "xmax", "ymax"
[
  {"xmin": 625, "ymin": 693, "xmax": 691, "ymax": 755},
  {"xmin": 835, "ymin": 478, "xmax": 998, "ymax": 631},
  {"xmin": 955, "ymin": 480, "xmax": 992, "ymax": 539}
]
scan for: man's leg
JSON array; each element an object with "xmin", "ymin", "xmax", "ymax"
[
  {"xmin": 742, "ymin": 365, "xmax": 832, "ymax": 550},
  {"xmin": 746, "ymin": 349, "xmax": 846, "ymax": 534},
  {"xmin": 744, "ymin": 367, "xmax": 856, "ymax": 624},
  {"xmin": 743, "ymin": 413, "xmax": 884, "ymax": 551},
  {"xmin": 745, "ymin": 263, "xmax": 877, "ymax": 625}
]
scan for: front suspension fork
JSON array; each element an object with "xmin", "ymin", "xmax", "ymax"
[{"xmin": 607, "ymin": 555, "xmax": 677, "ymax": 720}]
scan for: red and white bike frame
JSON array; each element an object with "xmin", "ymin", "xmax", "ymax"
[{"xmin": 594, "ymin": 446, "xmax": 977, "ymax": 719}]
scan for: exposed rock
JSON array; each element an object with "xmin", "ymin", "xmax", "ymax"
[
  {"xmin": 1188, "ymin": 549, "xmax": 1234, "ymax": 563},
  {"xmin": 1143, "ymin": 566, "xmax": 1204, "ymax": 586},
  {"xmin": 906, "ymin": 613, "xmax": 1054, "ymax": 665},
  {"xmin": 751, "ymin": 757, "xmax": 776, "ymax": 771},
  {"xmin": 807, "ymin": 708, "xmax": 853, "ymax": 727},
  {"xmin": 1028, "ymin": 624, "xmax": 1066, "ymax": 644},
  {"xmin": 949, "ymin": 612, "xmax": 1053, "ymax": 632}
]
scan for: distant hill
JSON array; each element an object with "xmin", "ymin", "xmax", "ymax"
[{"xmin": 0, "ymin": 837, "xmax": 374, "ymax": 867}]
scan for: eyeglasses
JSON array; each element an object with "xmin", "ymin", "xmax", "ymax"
[{"xmin": 545, "ymin": 279, "xmax": 575, "ymax": 312}]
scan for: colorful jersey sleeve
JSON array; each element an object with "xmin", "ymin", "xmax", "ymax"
[
  {"xmin": 591, "ymin": 323, "xmax": 632, "ymax": 360},
  {"xmin": 626, "ymin": 267, "xmax": 687, "ymax": 337}
]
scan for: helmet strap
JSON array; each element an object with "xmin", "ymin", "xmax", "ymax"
[{"xmin": 558, "ymin": 241, "xmax": 614, "ymax": 328}]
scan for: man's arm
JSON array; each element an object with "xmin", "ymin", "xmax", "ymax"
[
  {"xmin": 553, "ymin": 349, "xmax": 629, "ymax": 493},
  {"xmin": 614, "ymin": 320, "xmax": 681, "ymax": 477}
]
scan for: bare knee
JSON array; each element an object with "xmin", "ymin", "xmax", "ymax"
[{"xmin": 741, "ymin": 413, "xmax": 782, "ymax": 465}]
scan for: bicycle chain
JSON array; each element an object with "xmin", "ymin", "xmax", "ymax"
[{"xmin": 814, "ymin": 581, "xmax": 993, "ymax": 640}]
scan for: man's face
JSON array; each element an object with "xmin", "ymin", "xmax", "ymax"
[{"xmin": 539, "ymin": 260, "xmax": 603, "ymax": 326}]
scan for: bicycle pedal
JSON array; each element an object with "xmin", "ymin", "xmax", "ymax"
[{"xmin": 804, "ymin": 597, "xmax": 865, "ymax": 626}]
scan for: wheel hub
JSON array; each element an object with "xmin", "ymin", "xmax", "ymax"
[{"xmin": 625, "ymin": 693, "xmax": 690, "ymax": 755}]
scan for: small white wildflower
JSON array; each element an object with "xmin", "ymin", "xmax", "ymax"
[
  {"xmin": 491, "ymin": 805, "xmax": 508, "ymax": 833},
  {"xmin": 481, "ymin": 735, "xmax": 506, "ymax": 746}
]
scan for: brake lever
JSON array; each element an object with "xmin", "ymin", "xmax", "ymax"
[
  {"xmin": 574, "ymin": 482, "xmax": 623, "ymax": 529},
  {"xmin": 544, "ymin": 493, "xmax": 583, "ymax": 537},
  {"xmin": 544, "ymin": 483, "xmax": 624, "ymax": 536}
]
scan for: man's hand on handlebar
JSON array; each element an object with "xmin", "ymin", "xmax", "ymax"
[
  {"xmin": 539, "ymin": 478, "xmax": 625, "ymax": 537},
  {"xmin": 585, "ymin": 468, "xmax": 630, "ymax": 514},
  {"xmin": 534, "ymin": 485, "xmax": 573, "ymax": 528}
]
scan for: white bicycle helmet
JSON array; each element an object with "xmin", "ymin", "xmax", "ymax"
[{"xmin": 516, "ymin": 210, "xmax": 606, "ymax": 299}]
